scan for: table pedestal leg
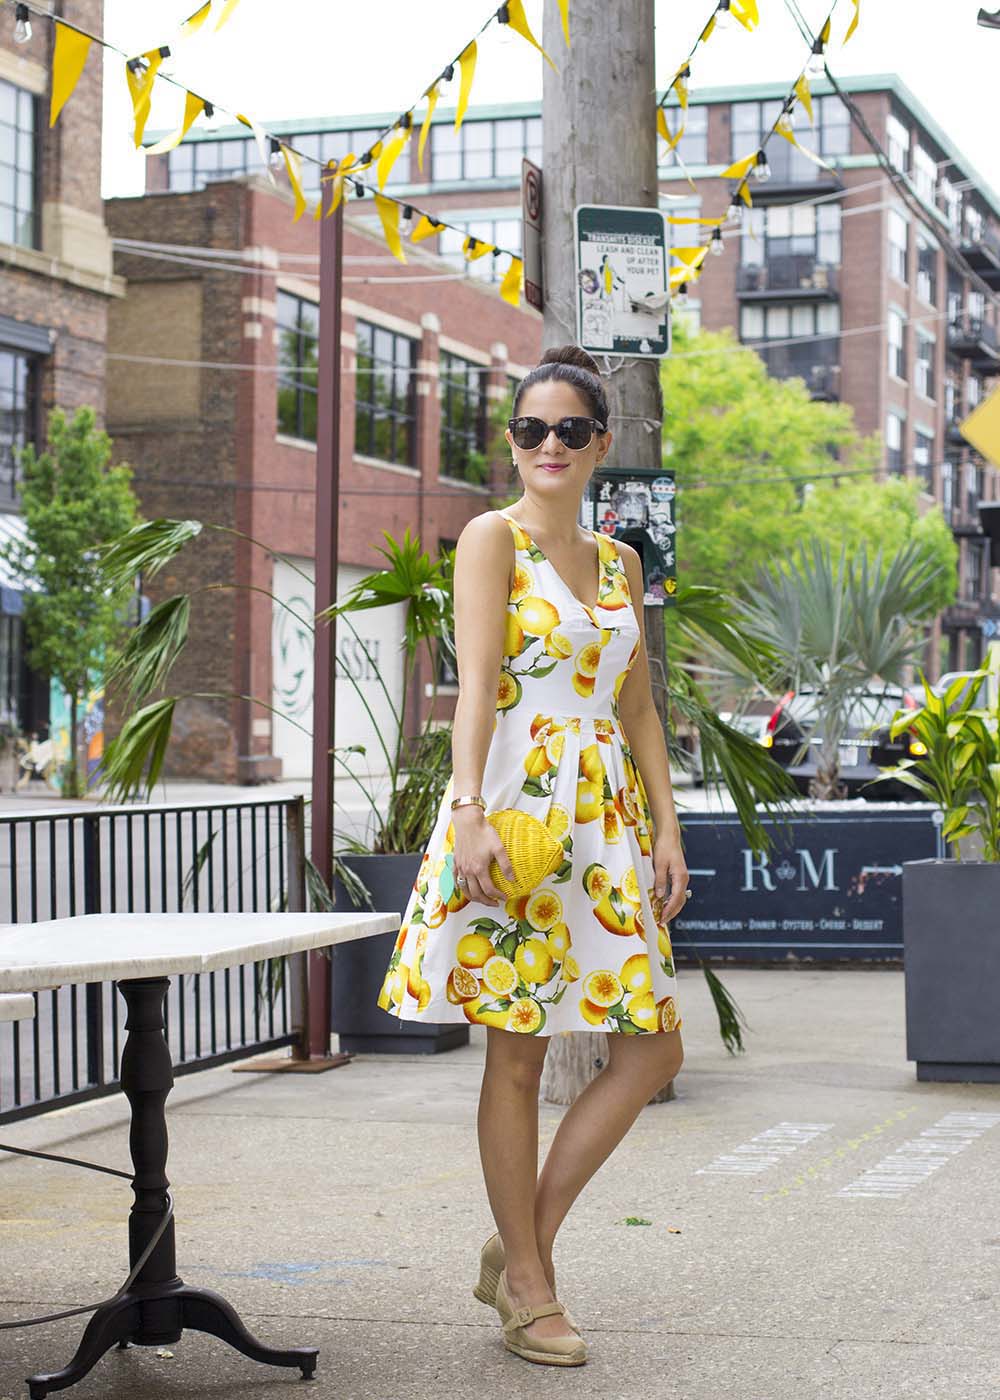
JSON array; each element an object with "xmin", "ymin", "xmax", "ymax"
[{"xmin": 26, "ymin": 977, "xmax": 318, "ymax": 1399}]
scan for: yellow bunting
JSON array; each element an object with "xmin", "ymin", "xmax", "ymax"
[
  {"xmin": 418, "ymin": 84, "xmax": 439, "ymax": 173},
  {"xmin": 49, "ymin": 22, "xmax": 92, "ymax": 127},
  {"xmin": 820, "ymin": 16, "xmax": 832, "ymax": 42},
  {"xmin": 463, "ymin": 236, "xmax": 494, "ymax": 261},
  {"xmin": 180, "ymin": 2, "xmax": 212, "ymax": 36},
  {"xmin": 125, "ymin": 49, "xmax": 166, "ymax": 147},
  {"xmin": 281, "ymin": 145, "xmax": 308, "ymax": 221},
  {"xmin": 455, "ymin": 41, "xmax": 477, "ymax": 132},
  {"xmin": 673, "ymin": 70, "xmax": 689, "ymax": 109},
  {"xmin": 214, "ymin": 0, "xmax": 242, "ymax": 30},
  {"xmin": 504, "ymin": 0, "xmax": 556, "ymax": 69},
  {"xmin": 500, "ymin": 256, "xmax": 523, "ymax": 308},
  {"xmin": 793, "ymin": 74, "xmax": 814, "ymax": 125},
  {"xmin": 721, "ymin": 152, "xmax": 757, "ymax": 181},
  {"xmin": 666, "ymin": 214, "xmax": 725, "ymax": 225},
  {"xmin": 699, "ymin": 13, "xmax": 716, "ymax": 41},
  {"xmin": 556, "ymin": 0, "xmax": 571, "ymax": 45},
  {"xmin": 320, "ymin": 156, "xmax": 355, "ymax": 214},
  {"xmin": 774, "ymin": 124, "xmax": 833, "ymax": 172},
  {"xmin": 731, "ymin": 0, "xmax": 759, "ymax": 29},
  {"xmin": 671, "ymin": 244, "xmax": 710, "ymax": 269},
  {"xmin": 737, "ymin": 178, "xmax": 753, "ymax": 207},
  {"xmin": 411, "ymin": 214, "xmax": 444, "ymax": 243},
  {"xmin": 658, "ymin": 108, "xmax": 683, "ymax": 151},
  {"xmin": 144, "ymin": 90, "xmax": 205, "ymax": 153},
  {"xmin": 375, "ymin": 194, "xmax": 407, "ymax": 262},
  {"xmin": 377, "ymin": 122, "xmax": 412, "ymax": 190},
  {"xmin": 844, "ymin": 0, "xmax": 860, "ymax": 42}
]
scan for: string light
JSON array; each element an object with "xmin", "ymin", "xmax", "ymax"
[
  {"xmin": 268, "ymin": 137, "xmax": 284, "ymax": 171},
  {"xmin": 710, "ymin": 227, "xmax": 725, "ymax": 256},
  {"xmin": 13, "ymin": 3, "xmax": 32, "ymax": 43},
  {"xmin": 806, "ymin": 34, "xmax": 826, "ymax": 76},
  {"xmin": 675, "ymin": 282, "xmax": 690, "ymax": 306},
  {"xmin": 714, "ymin": 0, "xmax": 733, "ymax": 28},
  {"xmin": 753, "ymin": 149, "xmax": 772, "ymax": 181},
  {"xmin": 776, "ymin": 99, "xmax": 796, "ymax": 134}
]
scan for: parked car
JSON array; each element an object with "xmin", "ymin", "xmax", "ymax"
[
  {"xmin": 686, "ymin": 709, "xmax": 776, "ymax": 787},
  {"xmin": 764, "ymin": 685, "xmax": 926, "ymax": 800},
  {"xmin": 931, "ymin": 668, "xmax": 997, "ymax": 708}
]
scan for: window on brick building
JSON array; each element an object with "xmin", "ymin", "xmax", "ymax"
[
  {"xmin": 739, "ymin": 203, "xmax": 841, "ymax": 269},
  {"xmin": 0, "ymin": 348, "xmax": 37, "ymax": 505},
  {"xmin": 658, "ymin": 105, "xmax": 708, "ymax": 170},
  {"xmin": 731, "ymin": 97, "xmax": 847, "ymax": 182},
  {"xmin": 912, "ymin": 145, "xmax": 938, "ymax": 205},
  {"xmin": 885, "ymin": 412, "xmax": 904, "ymax": 474},
  {"xmin": 913, "ymin": 426, "xmax": 935, "ymax": 492},
  {"xmin": 888, "ymin": 209, "xmax": 908, "ymax": 283},
  {"xmin": 354, "ymin": 321, "xmax": 417, "ymax": 466},
  {"xmin": 915, "ymin": 331, "xmax": 935, "ymax": 400},
  {"xmin": 437, "ymin": 217, "xmax": 522, "ymax": 283},
  {"xmin": 431, "ymin": 117, "xmax": 541, "ymax": 184},
  {"xmin": 439, "ymin": 352, "xmax": 488, "ymax": 482},
  {"xmin": 965, "ymin": 204, "xmax": 984, "ymax": 245},
  {"xmin": 888, "ymin": 308, "xmax": 907, "ymax": 380},
  {"xmin": 0, "ymin": 79, "xmax": 37, "ymax": 249},
  {"xmin": 886, "ymin": 114, "xmax": 910, "ymax": 172},
  {"xmin": 276, "ymin": 291, "xmax": 319, "ymax": 442},
  {"xmin": 916, "ymin": 230, "xmax": 937, "ymax": 305}
]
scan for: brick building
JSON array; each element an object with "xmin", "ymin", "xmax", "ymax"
[
  {"xmin": 108, "ymin": 73, "xmax": 1000, "ymax": 782},
  {"xmin": 1, "ymin": 0, "xmax": 123, "ymax": 737}
]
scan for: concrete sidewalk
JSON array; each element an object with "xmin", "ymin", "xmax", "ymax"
[{"xmin": 2, "ymin": 967, "xmax": 999, "ymax": 1400}]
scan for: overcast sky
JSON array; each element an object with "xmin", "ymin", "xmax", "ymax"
[{"xmin": 101, "ymin": 0, "xmax": 1000, "ymax": 201}]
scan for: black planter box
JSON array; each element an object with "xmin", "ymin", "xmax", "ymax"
[
  {"xmin": 330, "ymin": 852, "xmax": 469, "ymax": 1055},
  {"xmin": 903, "ymin": 858, "xmax": 1000, "ymax": 1082}
]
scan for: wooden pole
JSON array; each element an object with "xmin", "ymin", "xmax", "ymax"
[{"xmin": 538, "ymin": 0, "xmax": 674, "ymax": 1105}]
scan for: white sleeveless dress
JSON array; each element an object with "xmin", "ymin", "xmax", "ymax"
[{"xmin": 376, "ymin": 511, "xmax": 682, "ymax": 1037}]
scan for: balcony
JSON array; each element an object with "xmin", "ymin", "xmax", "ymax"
[
  {"xmin": 960, "ymin": 227, "xmax": 1000, "ymax": 291},
  {"xmin": 736, "ymin": 256, "xmax": 840, "ymax": 300},
  {"xmin": 757, "ymin": 342, "xmax": 841, "ymax": 400},
  {"xmin": 947, "ymin": 314, "xmax": 1000, "ymax": 374}
]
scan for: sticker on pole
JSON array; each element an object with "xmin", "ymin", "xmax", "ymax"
[{"xmin": 574, "ymin": 204, "xmax": 670, "ymax": 359}]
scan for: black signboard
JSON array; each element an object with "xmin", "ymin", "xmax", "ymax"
[
  {"xmin": 586, "ymin": 467, "xmax": 677, "ymax": 605},
  {"xmin": 669, "ymin": 809, "xmax": 943, "ymax": 961}
]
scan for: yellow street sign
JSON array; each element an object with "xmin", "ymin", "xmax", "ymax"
[{"xmin": 961, "ymin": 383, "xmax": 1000, "ymax": 466}]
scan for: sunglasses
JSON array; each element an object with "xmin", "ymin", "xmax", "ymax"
[{"xmin": 508, "ymin": 415, "xmax": 607, "ymax": 452}]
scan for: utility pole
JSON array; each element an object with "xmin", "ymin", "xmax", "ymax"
[{"xmin": 538, "ymin": 0, "xmax": 675, "ymax": 1104}]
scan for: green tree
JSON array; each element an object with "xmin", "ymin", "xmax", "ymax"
[
  {"xmin": 662, "ymin": 323, "xmax": 881, "ymax": 590},
  {"xmin": 1, "ymin": 407, "xmax": 139, "ymax": 796}
]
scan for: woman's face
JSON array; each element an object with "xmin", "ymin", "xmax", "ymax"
[{"xmin": 505, "ymin": 380, "xmax": 612, "ymax": 502}]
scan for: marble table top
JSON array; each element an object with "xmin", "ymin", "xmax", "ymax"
[
  {"xmin": 0, "ymin": 993, "xmax": 35, "ymax": 1022},
  {"xmin": 0, "ymin": 911, "xmax": 400, "ymax": 994}
]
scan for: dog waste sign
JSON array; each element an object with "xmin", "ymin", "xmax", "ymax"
[{"xmin": 574, "ymin": 204, "xmax": 670, "ymax": 359}]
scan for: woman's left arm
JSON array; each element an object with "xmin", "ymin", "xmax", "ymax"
[{"xmin": 615, "ymin": 543, "xmax": 689, "ymax": 923}]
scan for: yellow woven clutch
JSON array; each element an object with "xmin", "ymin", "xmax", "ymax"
[{"xmin": 486, "ymin": 808, "xmax": 564, "ymax": 898}]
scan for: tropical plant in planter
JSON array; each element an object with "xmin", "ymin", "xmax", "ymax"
[{"xmin": 872, "ymin": 642, "xmax": 1000, "ymax": 1081}]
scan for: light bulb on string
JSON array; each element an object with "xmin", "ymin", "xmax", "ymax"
[
  {"xmin": 401, "ymin": 204, "xmax": 414, "ymax": 232},
  {"xmin": 753, "ymin": 149, "xmax": 771, "ymax": 182},
  {"xmin": 201, "ymin": 100, "xmax": 223, "ymax": 132},
  {"xmin": 675, "ymin": 282, "xmax": 690, "ymax": 307},
  {"xmin": 776, "ymin": 100, "xmax": 795, "ymax": 136},
  {"xmin": 268, "ymin": 138, "xmax": 284, "ymax": 171},
  {"xmin": 13, "ymin": 4, "xmax": 32, "ymax": 43},
  {"xmin": 353, "ymin": 180, "xmax": 365, "ymax": 199},
  {"xmin": 710, "ymin": 227, "xmax": 724, "ymax": 257},
  {"xmin": 714, "ymin": 0, "xmax": 732, "ymax": 28},
  {"xmin": 806, "ymin": 37, "xmax": 825, "ymax": 77}
]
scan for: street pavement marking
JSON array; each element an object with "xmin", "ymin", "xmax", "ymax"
[
  {"xmin": 760, "ymin": 1106, "xmax": 918, "ymax": 1202},
  {"xmin": 836, "ymin": 1110, "xmax": 1000, "ymax": 1198},
  {"xmin": 695, "ymin": 1121, "xmax": 834, "ymax": 1175}
]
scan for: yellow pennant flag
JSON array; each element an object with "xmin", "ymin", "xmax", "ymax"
[
  {"xmin": 281, "ymin": 145, "xmax": 308, "ymax": 221},
  {"xmin": 463, "ymin": 236, "xmax": 494, "ymax": 261},
  {"xmin": 50, "ymin": 23, "xmax": 92, "ymax": 127},
  {"xmin": 124, "ymin": 49, "xmax": 166, "ymax": 147},
  {"xmin": 180, "ymin": 2, "xmax": 212, "ymax": 37},
  {"xmin": 377, "ymin": 121, "xmax": 412, "ymax": 190},
  {"xmin": 455, "ymin": 42, "xmax": 477, "ymax": 132},
  {"xmin": 375, "ymin": 194, "xmax": 407, "ymax": 262},
  {"xmin": 844, "ymin": 0, "xmax": 860, "ymax": 42},
  {"xmin": 418, "ymin": 84, "xmax": 439, "ymax": 173},
  {"xmin": 144, "ymin": 90, "xmax": 205, "ymax": 153},
  {"xmin": 504, "ymin": 0, "xmax": 557, "ymax": 69},
  {"xmin": 667, "ymin": 213, "xmax": 725, "ymax": 226},
  {"xmin": 214, "ymin": 0, "xmax": 242, "ymax": 30},
  {"xmin": 411, "ymin": 214, "xmax": 445, "ymax": 243},
  {"xmin": 793, "ymin": 74, "xmax": 814, "ymax": 125},
  {"xmin": 671, "ymin": 244, "xmax": 710, "ymax": 269},
  {"xmin": 737, "ymin": 178, "xmax": 753, "ymax": 208},
  {"xmin": 237, "ymin": 112, "xmax": 278, "ymax": 183},
  {"xmin": 775, "ymin": 124, "xmax": 833, "ymax": 172},
  {"xmin": 557, "ymin": 0, "xmax": 571, "ymax": 45},
  {"xmin": 730, "ymin": 0, "xmax": 759, "ymax": 29},
  {"xmin": 500, "ymin": 256, "xmax": 523, "ymax": 308},
  {"xmin": 699, "ymin": 13, "xmax": 717, "ymax": 41},
  {"xmin": 673, "ymin": 70, "xmax": 689, "ymax": 109},
  {"xmin": 820, "ymin": 16, "xmax": 832, "ymax": 42},
  {"xmin": 721, "ymin": 152, "xmax": 757, "ymax": 181},
  {"xmin": 319, "ymin": 156, "xmax": 354, "ymax": 214},
  {"xmin": 657, "ymin": 107, "xmax": 683, "ymax": 151},
  {"xmin": 356, "ymin": 140, "xmax": 382, "ymax": 171}
]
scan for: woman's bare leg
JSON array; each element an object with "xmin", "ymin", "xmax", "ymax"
[
  {"xmin": 533, "ymin": 1029, "xmax": 684, "ymax": 1274},
  {"xmin": 477, "ymin": 1027, "xmax": 574, "ymax": 1341}
]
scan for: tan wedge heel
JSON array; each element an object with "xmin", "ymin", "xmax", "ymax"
[
  {"xmin": 494, "ymin": 1268, "xmax": 587, "ymax": 1367},
  {"xmin": 472, "ymin": 1232, "xmax": 504, "ymax": 1306}
]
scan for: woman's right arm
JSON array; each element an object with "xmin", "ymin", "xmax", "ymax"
[{"xmin": 449, "ymin": 513, "xmax": 517, "ymax": 906}]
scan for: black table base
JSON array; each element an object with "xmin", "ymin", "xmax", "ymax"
[{"xmin": 27, "ymin": 978, "xmax": 318, "ymax": 1399}]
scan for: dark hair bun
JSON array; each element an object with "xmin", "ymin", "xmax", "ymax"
[{"xmin": 539, "ymin": 344, "xmax": 602, "ymax": 378}]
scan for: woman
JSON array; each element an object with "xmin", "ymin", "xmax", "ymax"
[{"xmin": 378, "ymin": 344, "xmax": 689, "ymax": 1366}]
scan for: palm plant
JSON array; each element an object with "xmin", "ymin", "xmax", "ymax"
[{"xmin": 722, "ymin": 537, "xmax": 947, "ymax": 800}]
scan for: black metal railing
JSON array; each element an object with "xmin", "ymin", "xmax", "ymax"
[
  {"xmin": 756, "ymin": 340, "xmax": 840, "ymax": 399},
  {"xmin": 736, "ymin": 256, "xmax": 839, "ymax": 297},
  {"xmin": 0, "ymin": 796, "xmax": 306, "ymax": 1123},
  {"xmin": 947, "ymin": 314, "xmax": 1000, "ymax": 355}
]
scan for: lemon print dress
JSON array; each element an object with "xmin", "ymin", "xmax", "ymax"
[{"xmin": 377, "ymin": 512, "xmax": 682, "ymax": 1038}]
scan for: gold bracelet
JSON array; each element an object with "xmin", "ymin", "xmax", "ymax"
[{"xmin": 450, "ymin": 794, "xmax": 486, "ymax": 812}]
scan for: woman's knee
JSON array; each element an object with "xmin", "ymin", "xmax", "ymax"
[
  {"xmin": 484, "ymin": 1028, "xmax": 549, "ymax": 1093},
  {"xmin": 609, "ymin": 1029, "xmax": 683, "ymax": 1092}
]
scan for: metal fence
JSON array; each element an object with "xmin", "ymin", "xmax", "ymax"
[{"xmin": 0, "ymin": 796, "xmax": 307, "ymax": 1124}]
